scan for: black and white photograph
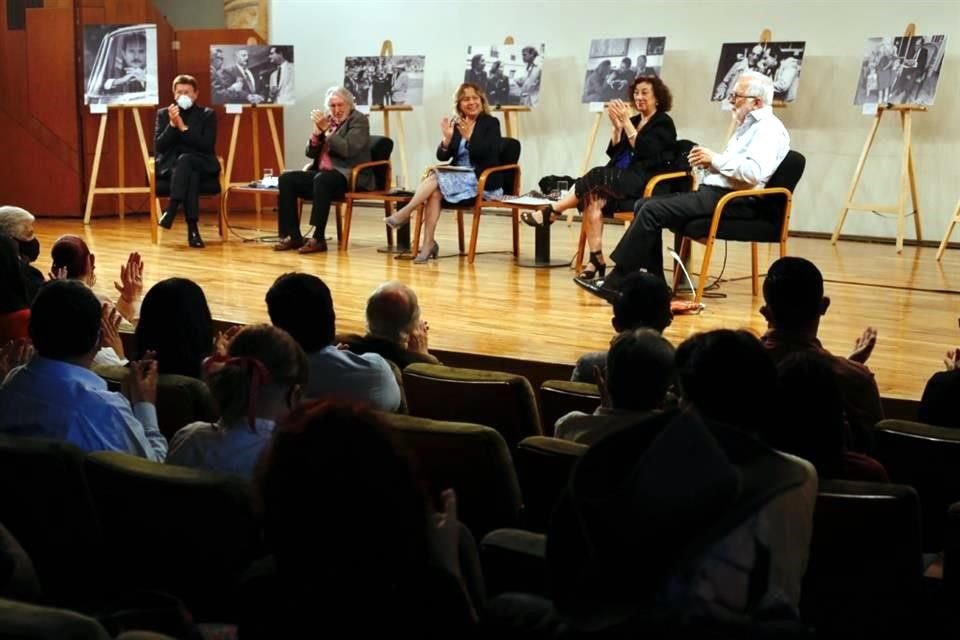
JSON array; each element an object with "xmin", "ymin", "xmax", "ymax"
[
  {"xmin": 463, "ymin": 43, "xmax": 545, "ymax": 107},
  {"xmin": 342, "ymin": 55, "xmax": 426, "ymax": 106},
  {"xmin": 83, "ymin": 24, "xmax": 158, "ymax": 105},
  {"xmin": 581, "ymin": 36, "xmax": 666, "ymax": 103},
  {"xmin": 210, "ymin": 44, "xmax": 296, "ymax": 105},
  {"xmin": 854, "ymin": 35, "xmax": 947, "ymax": 106},
  {"xmin": 710, "ymin": 41, "xmax": 806, "ymax": 104}
]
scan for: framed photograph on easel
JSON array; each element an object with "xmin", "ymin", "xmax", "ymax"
[{"xmin": 83, "ymin": 24, "xmax": 158, "ymax": 106}]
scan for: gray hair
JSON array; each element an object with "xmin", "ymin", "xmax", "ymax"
[
  {"xmin": 366, "ymin": 281, "xmax": 421, "ymax": 343},
  {"xmin": 0, "ymin": 206, "xmax": 36, "ymax": 241},
  {"xmin": 325, "ymin": 85, "xmax": 356, "ymax": 111},
  {"xmin": 738, "ymin": 70, "xmax": 774, "ymax": 104}
]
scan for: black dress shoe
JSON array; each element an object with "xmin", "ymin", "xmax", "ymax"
[
  {"xmin": 187, "ymin": 225, "xmax": 205, "ymax": 248},
  {"xmin": 158, "ymin": 209, "xmax": 176, "ymax": 229},
  {"xmin": 574, "ymin": 275, "xmax": 621, "ymax": 303}
]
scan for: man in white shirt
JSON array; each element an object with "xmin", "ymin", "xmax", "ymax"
[
  {"xmin": 0, "ymin": 281, "xmax": 166, "ymax": 461},
  {"xmin": 578, "ymin": 71, "xmax": 790, "ymax": 300}
]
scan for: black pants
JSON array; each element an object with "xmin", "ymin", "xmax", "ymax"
[
  {"xmin": 610, "ymin": 186, "xmax": 730, "ymax": 280},
  {"xmin": 277, "ymin": 169, "xmax": 348, "ymax": 240},
  {"xmin": 165, "ymin": 153, "xmax": 220, "ymax": 222}
]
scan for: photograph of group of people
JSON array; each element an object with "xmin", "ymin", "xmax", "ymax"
[
  {"xmin": 581, "ymin": 37, "xmax": 665, "ymax": 103},
  {"xmin": 83, "ymin": 23, "xmax": 159, "ymax": 105},
  {"xmin": 342, "ymin": 56, "xmax": 426, "ymax": 106},
  {"xmin": 711, "ymin": 40, "xmax": 807, "ymax": 104},
  {"xmin": 209, "ymin": 44, "xmax": 295, "ymax": 105},
  {"xmin": 854, "ymin": 35, "xmax": 947, "ymax": 106},
  {"xmin": 462, "ymin": 43, "xmax": 545, "ymax": 106}
]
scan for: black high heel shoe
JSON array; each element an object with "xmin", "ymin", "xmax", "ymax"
[
  {"xmin": 579, "ymin": 250, "xmax": 606, "ymax": 280},
  {"xmin": 520, "ymin": 204, "xmax": 556, "ymax": 227}
]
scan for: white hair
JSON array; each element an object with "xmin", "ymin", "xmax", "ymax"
[
  {"xmin": 325, "ymin": 86, "xmax": 355, "ymax": 111},
  {"xmin": 738, "ymin": 70, "xmax": 774, "ymax": 104},
  {"xmin": 0, "ymin": 206, "xmax": 35, "ymax": 241}
]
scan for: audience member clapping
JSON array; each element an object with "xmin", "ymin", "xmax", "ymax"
[
  {"xmin": 339, "ymin": 280, "xmax": 440, "ymax": 369},
  {"xmin": 0, "ymin": 206, "xmax": 43, "ymax": 301},
  {"xmin": 0, "ymin": 280, "xmax": 165, "ymax": 460}
]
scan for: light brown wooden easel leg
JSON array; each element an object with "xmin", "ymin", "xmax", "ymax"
[
  {"xmin": 832, "ymin": 110, "xmax": 883, "ymax": 244},
  {"xmin": 396, "ymin": 113, "xmax": 408, "ymax": 191},
  {"xmin": 83, "ymin": 113, "xmax": 109, "ymax": 224},
  {"xmin": 117, "ymin": 109, "xmax": 126, "ymax": 219},
  {"xmin": 937, "ymin": 198, "xmax": 960, "ymax": 261},
  {"xmin": 265, "ymin": 109, "xmax": 285, "ymax": 172},
  {"xmin": 907, "ymin": 132, "xmax": 922, "ymax": 243},
  {"xmin": 251, "ymin": 109, "xmax": 262, "ymax": 231}
]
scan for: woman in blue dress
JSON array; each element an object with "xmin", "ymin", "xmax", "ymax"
[{"xmin": 385, "ymin": 83, "xmax": 503, "ymax": 263}]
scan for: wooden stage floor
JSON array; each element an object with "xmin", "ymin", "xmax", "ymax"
[{"xmin": 36, "ymin": 209, "xmax": 960, "ymax": 402}]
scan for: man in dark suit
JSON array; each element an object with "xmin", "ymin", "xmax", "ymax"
[{"xmin": 154, "ymin": 74, "xmax": 220, "ymax": 248}]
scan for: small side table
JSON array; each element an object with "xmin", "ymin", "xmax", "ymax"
[{"xmin": 222, "ymin": 185, "xmax": 280, "ymax": 240}]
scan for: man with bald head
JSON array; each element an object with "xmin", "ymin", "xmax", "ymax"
[{"xmin": 339, "ymin": 281, "xmax": 440, "ymax": 369}]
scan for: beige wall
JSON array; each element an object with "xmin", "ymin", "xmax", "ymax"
[
  {"xmin": 270, "ymin": 0, "xmax": 959, "ymax": 240},
  {"xmin": 152, "ymin": 0, "xmax": 225, "ymax": 29}
]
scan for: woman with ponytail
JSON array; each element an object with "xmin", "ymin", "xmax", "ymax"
[{"xmin": 166, "ymin": 323, "xmax": 307, "ymax": 478}]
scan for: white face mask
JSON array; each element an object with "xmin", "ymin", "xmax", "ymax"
[{"xmin": 176, "ymin": 95, "xmax": 194, "ymax": 110}]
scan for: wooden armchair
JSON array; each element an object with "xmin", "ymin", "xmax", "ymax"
[
  {"xmin": 412, "ymin": 137, "xmax": 522, "ymax": 264},
  {"xmin": 673, "ymin": 150, "xmax": 806, "ymax": 303},
  {"xmin": 574, "ymin": 169, "xmax": 695, "ymax": 269}
]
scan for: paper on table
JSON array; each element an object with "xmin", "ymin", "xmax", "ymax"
[
  {"xmin": 435, "ymin": 164, "xmax": 474, "ymax": 172},
  {"xmin": 500, "ymin": 195, "xmax": 555, "ymax": 206}
]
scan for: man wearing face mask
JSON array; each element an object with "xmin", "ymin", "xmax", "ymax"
[
  {"xmin": 155, "ymin": 75, "xmax": 220, "ymax": 248},
  {"xmin": 578, "ymin": 71, "xmax": 789, "ymax": 300},
  {"xmin": 0, "ymin": 205, "xmax": 44, "ymax": 300}
]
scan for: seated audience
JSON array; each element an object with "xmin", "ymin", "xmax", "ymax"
[
  {"xmin": 49, "ymin": 234, "xmax": 144, "ymax": 323},
  {"xmin": 132, "ymin": 277, "xmax": 214, "ymax": 379},
  {"xmin": 918, "ymin": 344, "xmax": 960, "ymax": 428},
  {"xmin": 556, "ymin": 328, "xmax": 676, "ymax": 445},
  {"xmin": 0, "ymin": 206, "xmax": 43, "ymax": 301},
  {"xmin": 521, "ymin": 76, "xmax": 678, "ymax": 280},
  {"xmin": 274, "ymin": 86, "xmax": 373, "ymax": 254},
  {"xmin": 265, "ymin": 273, "xmax": 401, "ymax": 411},
  {"xmin": 0, "ymin": 280, "xmax": 165, "ymax": 461},
  {"xmin": 0, "ymin": 236, "xmax": 30, "ymax": 344},
  {"xmin": 382, "ymin": 82, "xmax": 504, "ymax": 264},
  {"xmin": 571, "ymin": 270, "xmax": 673, "ymax": 383},
  {"xmin": 759, "ymin": 256, "xmax": 883, "ymax": 451},
  {"xmin": 243, "ymin": 401, "xmax": 475, "ymax": 637},
  {"xmin": 167, "ymin": 324, "xmax": 307, "ymax": 478},
  {"xmin": 675, "ymin": 328, "xmax": 817, "ymax": 611},
  {"xmin": 339, "ymin": 281, "xmax": 440, "ymax": 368},
  {"xmin": 774, "ymin": 351, "xmax": 889, "ymax": 482}
]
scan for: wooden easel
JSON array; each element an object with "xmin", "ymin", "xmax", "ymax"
[
  {"xmin": 491, "ymin": 36, "xmax": 531, "ymax": 138},
  {"xmin": 224, "ymin": 104, "xmax": 285, "ymax": 230},
  {"xmin": 82, "ymin": 105, "xmax": 152, "ymax": 225},
  {"xmin": 722, "ymin": 29, "xmax": 787, "ymax": 141},
  {"xmin": 370, "ymin": 40, "xmax": 412, "ymax": 187},
  {"xmin": 832, "ymin": 23, "xmax": 924, "ymax": 253}
]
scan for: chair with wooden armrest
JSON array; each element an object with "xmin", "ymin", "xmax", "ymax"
[
  {"xmin": 146, "ymin": 156, "xmax": 226, "ymax": 245},
  {"xmin": 673, "ymin": 150, "xmax": 806, "ymax": 303},
  {"xmin": 411, "ymin": 137, "xmax": 522, "ymax": 264},
  {"xmin": 295, "ymin": 135, "xmax": 394, "ymax": 247},
  {"xmin": 573, "ymin": 169, "xmax": 695, "ymax": 270}
]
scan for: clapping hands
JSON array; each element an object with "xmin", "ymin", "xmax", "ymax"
[
  {"xmin": 849, "ymin": 326, "xmax": 878, "ymax": 364},
  {"xmin": 114, "ymin": 252, "xmax": 144, "ymax": 303}
]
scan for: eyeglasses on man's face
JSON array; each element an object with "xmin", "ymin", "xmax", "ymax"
[{"xmin": 728, "ymin": 92, "xmax": 758, "ymax": 103}]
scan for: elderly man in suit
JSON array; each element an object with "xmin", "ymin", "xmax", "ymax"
[
  {"xmin": 220, "ymin": 47, "xmax": 264, "ymax": 104},
  {"xmin": 155, "ymin": 74, "xmax": 219, "ymax": 248},
  {"xmin": 274, "ymin": 86, "xmax": 373, "ymax": 254}
]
